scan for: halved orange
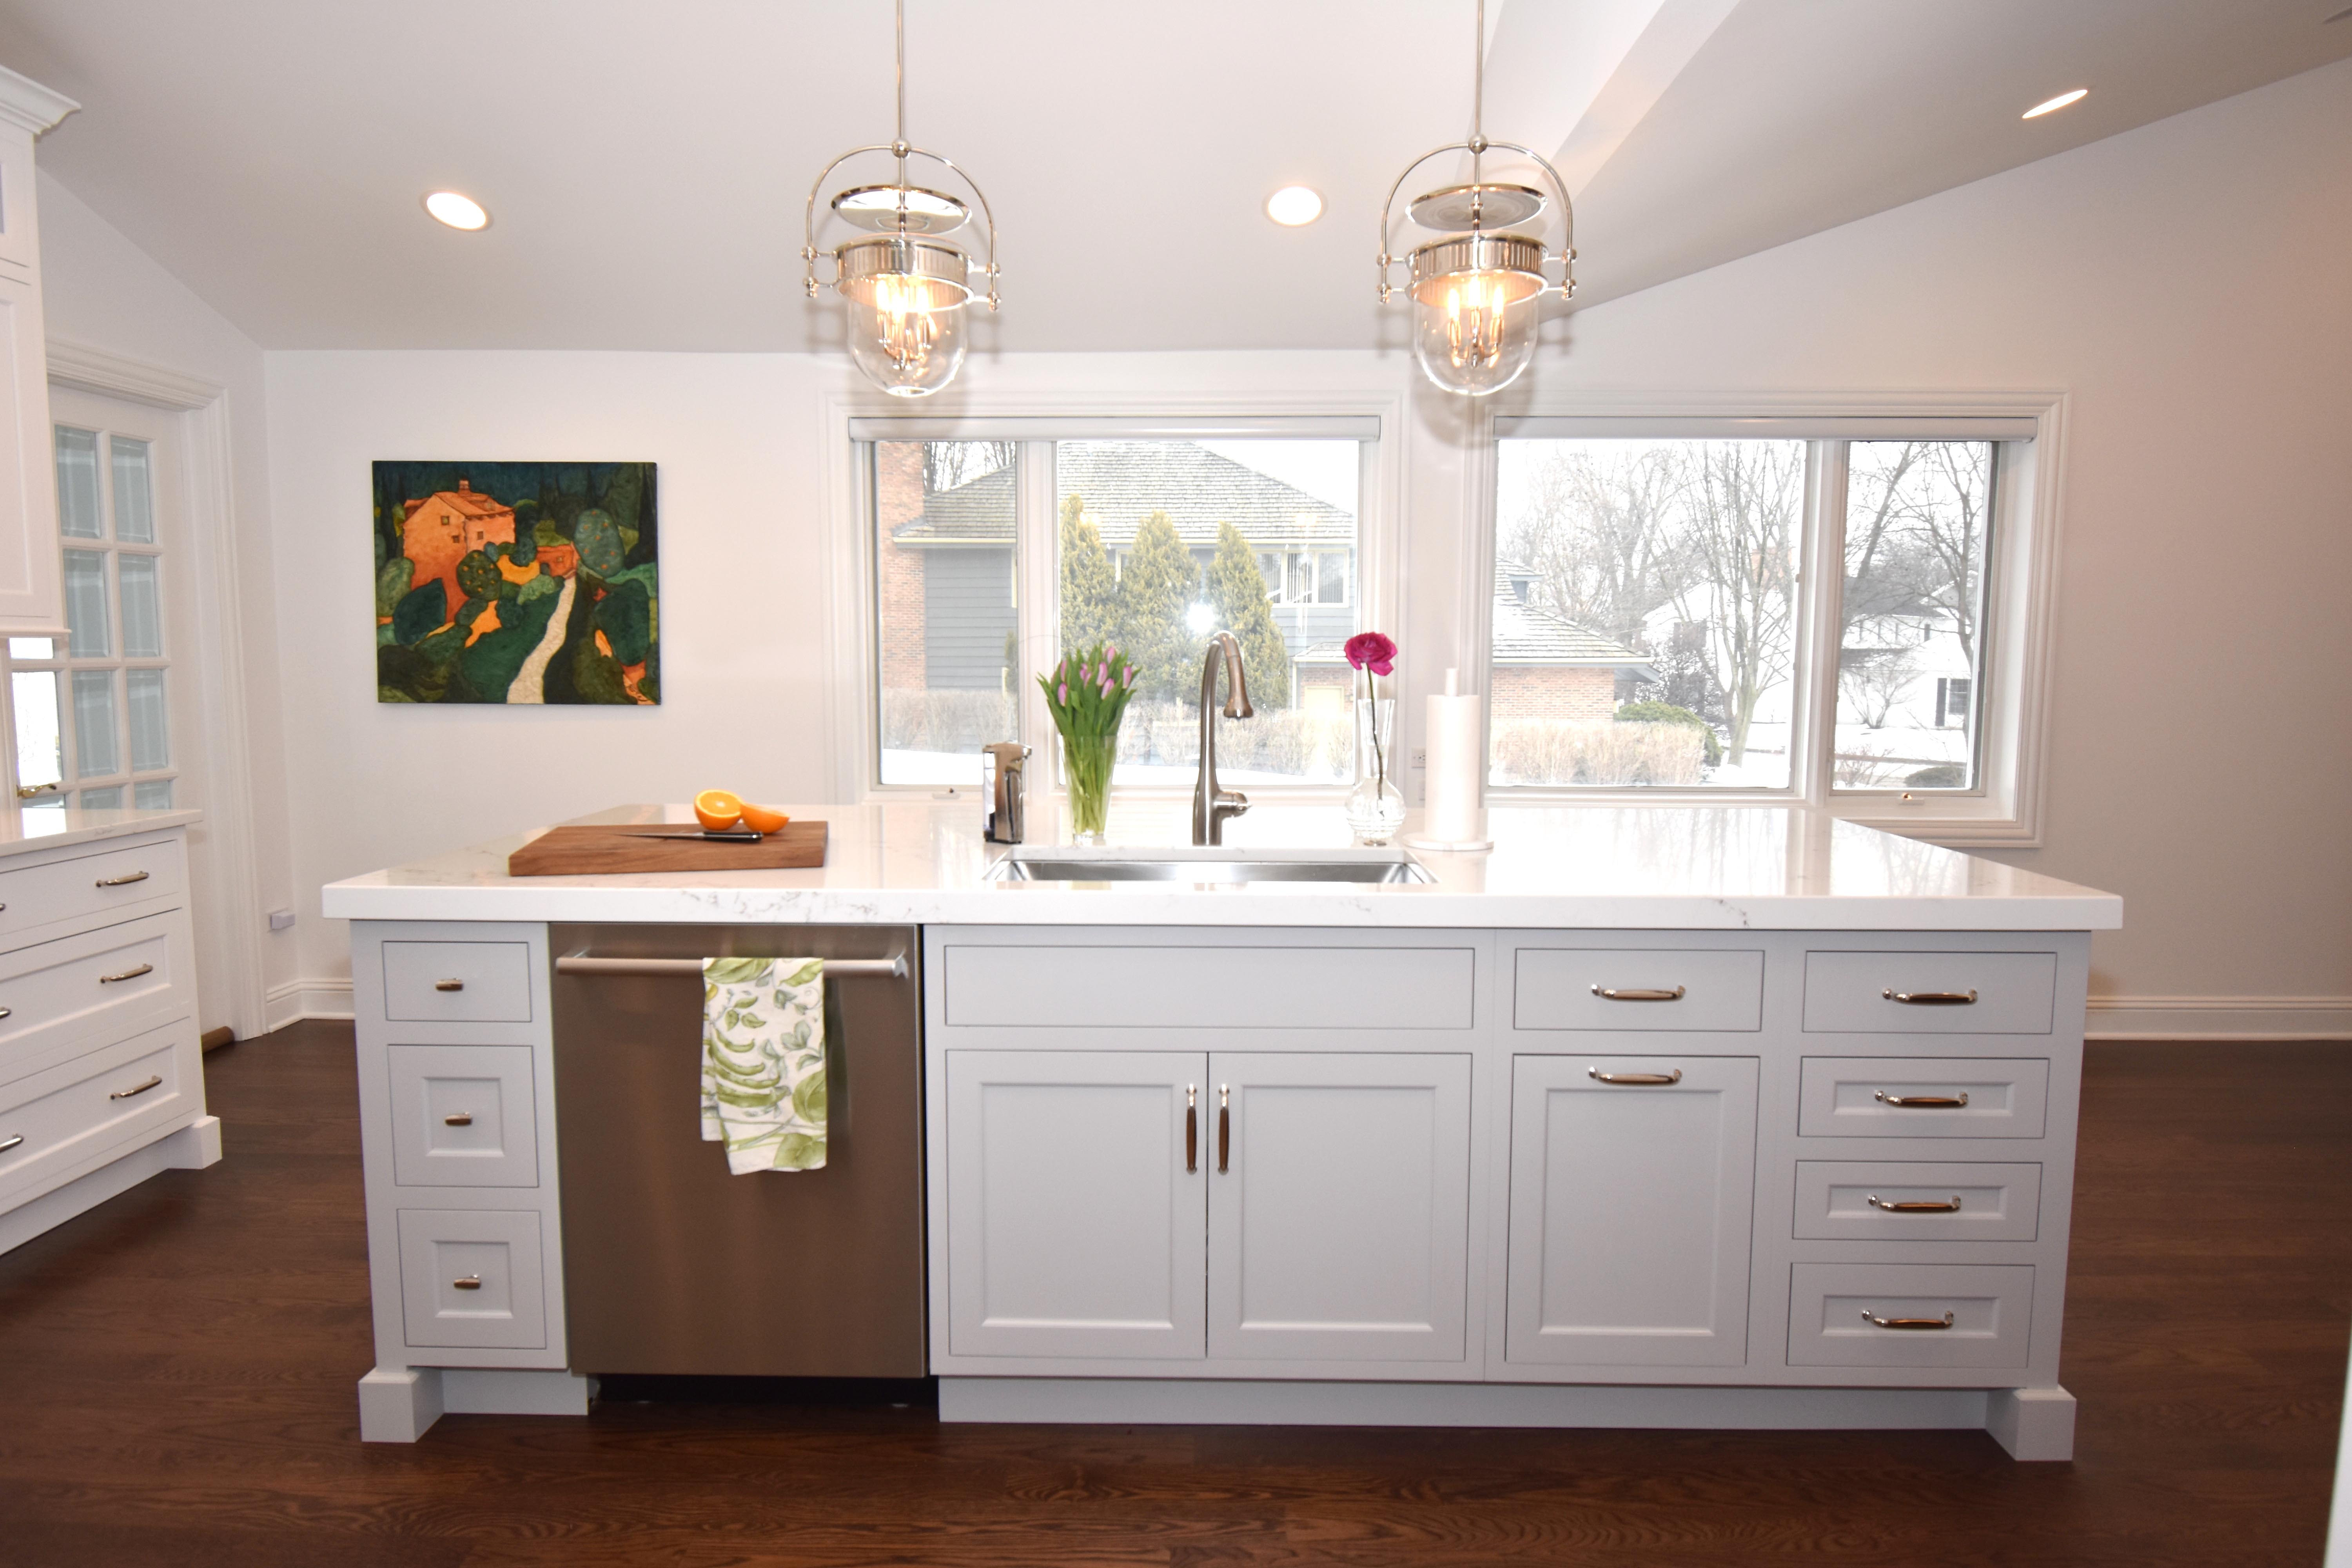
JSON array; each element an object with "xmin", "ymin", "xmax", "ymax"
[
  {"xmin": 738, "ymin": 802, "xmax": 789, "ymax": 834},
  {"xmin": 692, "ymin": 788, "xmax": 744, "ymax": 831}
]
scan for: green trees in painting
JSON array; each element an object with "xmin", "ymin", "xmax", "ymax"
[
  {"xmin": 371, "ymin": 461, "xmax": 659, "ymax": 705},
  {"xmin": 1205, "ymin": 521, "xmax": 1292, "ymax": 706}
]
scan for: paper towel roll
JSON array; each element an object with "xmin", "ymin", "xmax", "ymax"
[{"xmin": 1418, "ymin": 690, "xmax": 1490, "ymax": 849}]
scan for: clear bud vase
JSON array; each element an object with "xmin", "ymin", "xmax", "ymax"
[{"xmin": 1344, "ymin": 697, "xmax": 1408, "ymax": 845}]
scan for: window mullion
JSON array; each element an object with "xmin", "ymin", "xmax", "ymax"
[
  {"xmin": 1794, "ymin": 439, "xmax": 1849, "ymax": 807},
  {"xmin": 1013, "ymin": 439, "xmax": 1057, "ymax": 777}
]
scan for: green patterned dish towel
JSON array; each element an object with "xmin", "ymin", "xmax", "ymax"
[{"xmin": 700, "ymin": 956, "xmax": 828, "ymax": 1173}]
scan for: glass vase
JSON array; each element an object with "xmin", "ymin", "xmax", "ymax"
[
  {"xmin": 1343, "ymin": 697, "xmax": 1408, "ymax": 845},
  {"xmin": 1061, "ymin": 729, "xmax": 1118, "ymax": 846}
]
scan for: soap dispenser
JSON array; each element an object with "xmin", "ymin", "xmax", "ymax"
[{"xmin": 982, "ymin": 742, "xmax": 1031, "ymax": 844}]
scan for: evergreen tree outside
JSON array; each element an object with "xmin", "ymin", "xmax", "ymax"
[
  {"xmin": 1114, "ymin": 509, "xmax": 1203, "ymax": 702},
  {"xmin": 1058, "ymin": 493, "xmax": 1118, "ymax": 657},
  {"xmin": 1203, "ymin": 521, "xmax": 1292, "ymax": 709}
]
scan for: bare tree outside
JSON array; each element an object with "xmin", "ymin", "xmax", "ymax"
[{"xmin": 1673, "ymin": 443, "xmax": 1803, "ymax": 766}]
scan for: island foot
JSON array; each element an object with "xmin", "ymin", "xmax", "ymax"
[
  {"xmin": 358, "ymin": 1367, "xmax": 594, "ymax": 1442},
  {"xmin": 1988, "ymin": 1385, "xmax": 2077, "ymax": 1461}
]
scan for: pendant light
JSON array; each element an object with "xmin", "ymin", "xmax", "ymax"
[
  {"xmin": 803, "ymin": 0, "xmax": 1000, "ymax": 396},
  {"xmin": 1376, "ymin": 0, "xmax": 1575, "ymax": 396}
]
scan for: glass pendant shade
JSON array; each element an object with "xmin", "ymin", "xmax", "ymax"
[
  {"xmin": 1406, "ymin": 233, "xmax": 1547, "ymax": 396},
  {"xmin": 837, "ymin": 235, "xmax": 971, "ymax": 396}
]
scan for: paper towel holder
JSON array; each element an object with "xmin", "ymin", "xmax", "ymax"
[{"xmin": 1404, "ymin": 667, "xmax": 1495, "ymax": 853}]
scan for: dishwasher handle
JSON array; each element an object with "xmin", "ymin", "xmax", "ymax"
[{"xmin": 557, "ymin": 954, "xmax": 907, "ymax": 980}]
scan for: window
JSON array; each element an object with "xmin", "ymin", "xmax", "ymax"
[
  {"xmin": 8, "ymin": 423, "xmax": 175, "ymax": 816},
  {"xmin": 1485, "ymin": 412, "xmax": 2050, "ymax": 839},
  {"xmin": 866, "ymin": 426, "xmax": 1375, "ymax": 792}
]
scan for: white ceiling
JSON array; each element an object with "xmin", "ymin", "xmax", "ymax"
[{"xmin": 0, "ymin": 0, "xmax": 2345, "ymax": 352}]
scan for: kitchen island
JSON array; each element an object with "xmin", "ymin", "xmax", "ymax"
[{"xmin": 325, "ymin": 802, "xmax": 2120, "ymax": 1458}]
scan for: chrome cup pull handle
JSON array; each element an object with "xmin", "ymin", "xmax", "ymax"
[
  {"xmin": 109, "ymin": 1074, "xmax": 164, "ymax": 1100},
  {"xmin": 1867, "ymin": 1194, "xmax": 1963, "ymax": 1214},
  {"xmin": 1863, "ymin": 1309, "xmax": 1955, "ymax": 1330},
  {"xmin": 1875, "ymin": 1090, "xmax": 1969, "ymax": 1109},
  {"xmin": 98, "ymin": 963, "xmax": 154, "ymax": 985},
  {"xmin": 1589, "ymin": 1067, "xmax": 1682, "ymax": 1086},
  {"xmin": 452, "ymin": 1276, "xmax": 483, "ymax": 1291},
  {"xmin": 1883, "ymin": 988, "xmax": 1977, "ymax": 1005},
  {"xmin": 1591, "ymin": 985, "xmax": 1686, "ymax": 1002},
  {"xmin": 96, "ymin": 870, "xmax": 151, "ymax": 888}
]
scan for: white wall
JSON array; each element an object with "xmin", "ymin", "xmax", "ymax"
[
  {"xmin": 37, "ymin": 169, "xmax": 297, "ymax": 1032},
  {"xmin": 258, "ymin": 60, "xmax": 2350, "ymax": 1029}
]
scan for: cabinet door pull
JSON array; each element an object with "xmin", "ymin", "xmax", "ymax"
[
  {"xmin": 1875, "ymin": 1090, "xmax": 1968, "ymax": 1109},
  {"xmin": 109, "ymin": 1074, "xmax": 163, "ymax": 1100},
  {"xmin": 1183, "ymin": 1085, "xmax": 1197, "ymax": 1173},
  {"xmin": 434, "ymin": 978, "xmax": 465, "ymax": 992},
  {"xmin": 98, "ymin": 963, "xmax": 154, "ymax": 985},
  {"xmin": 1883, "ymin": 988, "xmax": 1976, "ymax": 1005},
  {"xmin": 1862, "ymin": 1309, "xmax": 1955, "ymax": 1330},
  {"xmin": 1590, "ymin": 985, "xmax": 1686, "ymax": 1002},
  {"xmin": 0, "ymin": 1134, "xmax": 23, "ymax": 1154},
  {"xmin": 96, "ymin": 870, "xmax": 151, "ymax": 888},
  {"xmin": 444, "ymin": 1112, "xmax": 474, "ymax": 1127},
  {"xmin": 452, "ymin": 1276, "xmax": 483, "ymax": 1291},
  {"xmin": 1589, "ymin": 1067, "xmax": 1682, "ymax": 1086},
  {"xmin": 1868, "ymin": 1194, "xmax": 1963, "ymax": 1213},
  {"xmin": 1216, "ymin": 1084, "xmax": 1230, "ymax": 1174},
  {"xmin": 0, "ymin": 1007, "xmax": 12, "ymax": 1020}
]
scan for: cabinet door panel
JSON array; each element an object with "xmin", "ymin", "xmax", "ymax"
[
  {"xmin": 945, "ymin": 1050, "xmax": 1205, "ymax": 1359},
  {"xmin": 1507, "ymin": 1055, "xmax": 1758, "ymax": 1367},
  {"xmin": 1208, "ymin": 1053, "xmax": 1470, "ymax": 1362}
]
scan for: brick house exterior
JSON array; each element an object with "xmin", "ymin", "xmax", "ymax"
[
  {"xmin": 1488, "ymin": 561, "xmax": 1651, "ymax": 719},
  {"xmin": 875, "ymin": 443, "xmax": 928, "ymax": 690}
]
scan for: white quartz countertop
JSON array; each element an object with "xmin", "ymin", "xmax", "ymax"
[
  {"xmin": 321, "ymin": 800, "xmax": 2121, "ymax": 931},
  {"xmin": 0, "ymin": 805, "xmax": 201, "ymax": 859}
]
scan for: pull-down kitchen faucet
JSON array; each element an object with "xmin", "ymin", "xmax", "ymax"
[{"xmin": 1193, "ymin": 631, "xmax": 1254, "ymax": 846}]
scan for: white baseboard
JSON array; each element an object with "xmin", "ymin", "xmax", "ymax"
[
  {"xmin": 265, "ymin": 976, "xmax": 354, "ymax": 1029},
  {"xmin": 2087, "ymin": 995, "xmax": 2352, "ymax": 1041}
]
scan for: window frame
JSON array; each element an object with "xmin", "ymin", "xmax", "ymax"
[
  {"xmin": 826, "ymin": 396, "xmax": 1404, "ymax": 804},
  {"xmin": 1471, "ymin": 395, "xmax": 2067, "ymax": 847}
]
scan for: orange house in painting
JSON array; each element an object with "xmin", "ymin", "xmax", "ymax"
[{"xmin": 401, "ymin": 480, "xmax": 517, "ymax": 625}]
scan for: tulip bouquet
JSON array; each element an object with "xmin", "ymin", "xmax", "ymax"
[{"xmin": 1038, "ymin": 640, "xmax": 1141, "ymax": 843}]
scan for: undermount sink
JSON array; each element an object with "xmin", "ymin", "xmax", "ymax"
[{"xmin": 987, "ymin": 847, "xmax": 1435, "ymax": 885}]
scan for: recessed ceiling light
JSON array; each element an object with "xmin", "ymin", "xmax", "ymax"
[
  {"xmin": 1265, "ymin": 185, "xmax": 1324, "ymax": 227},
  {"xmin": 423, "ymin": 191, "xmax": 490, "ymax": 230},
  {"xmin": 2022, "ymin": 89, "xmax": 2089, "ymax": 120}
]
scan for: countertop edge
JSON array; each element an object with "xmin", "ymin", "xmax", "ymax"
[{"xmin": 0, "ymin": 808, "xmax": 202, "ymax": 858}]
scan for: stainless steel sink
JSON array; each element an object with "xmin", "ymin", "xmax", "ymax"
[{"xmin": 988, "ymin": 848, "xmax": 1434, "ymax": 885}]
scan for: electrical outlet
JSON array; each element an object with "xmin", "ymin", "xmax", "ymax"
[{"xmin": 1410, "ymin": 748, "xmax": 1428, "ymax": 768}]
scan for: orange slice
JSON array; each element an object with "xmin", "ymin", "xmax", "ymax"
[
  {"xmin": 738, "ymin": 802, "xmax": 789, "ymax": 835},
  {"xmin": 692, "ymin": 789, "xmax": 744, "ymax": 831}
]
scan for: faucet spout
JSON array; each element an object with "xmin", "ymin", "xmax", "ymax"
[{"xmin": 1193, "ymin": 632, "xmax": 1253, "ymax": 846}]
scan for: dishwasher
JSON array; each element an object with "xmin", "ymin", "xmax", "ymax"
[{"xmin": 549, "ymin": 923, "xmax": 927, "ymax": 1377}]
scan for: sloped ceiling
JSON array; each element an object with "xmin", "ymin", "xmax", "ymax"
[{"xmin": 0, "ymin": 0, "xmax": 2345, "ymax": 351}]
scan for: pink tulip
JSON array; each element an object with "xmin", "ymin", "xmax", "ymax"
[
  {"xmin": 1058, "ymin": 682, "xmax": 1069, "ymax": 705},
  {"xmin": 1100, "ymin": 677, "xmax": 1113, "ymax": 697}
]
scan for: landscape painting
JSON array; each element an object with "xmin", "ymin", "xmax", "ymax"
[{"xmin": 373, "ymin": 461, "xmax": 658, "ymax": 704}]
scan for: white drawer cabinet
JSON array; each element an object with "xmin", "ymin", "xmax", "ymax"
[
  {"xmin": 1797, "ymin": 1056, "xmax": 2051, "ymax": 1139},
  {"xmin": 395, "ymin": 1207, "xmax": 549, "ymax": 1350},
  {"xmin": 1803, "ymin": 951, "xmax": 2058, "ymax": 1035},
  {"xmin": 1513, "ymin": 949, "xmax": 1764, "ymax": 1032},
  {"xmin": 1793, "ymin": 1161, "xmax": 2042, "ymax": 1242},
  {"xmin": 1788, "ymin": 1263, "xmax": 2036, "ymax": 1370},
  {"xmin": 387, "ymin": 1045, "xmax": 539, "ymax": 1188},
  {"xmin": 382, "ymin": 940, "xmax": 534, "ymax": 1024}
]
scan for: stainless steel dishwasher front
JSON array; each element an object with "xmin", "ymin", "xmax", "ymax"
[{"xmin": 549, "ymin": 923, "xmax": 926, "ymax": 1377}]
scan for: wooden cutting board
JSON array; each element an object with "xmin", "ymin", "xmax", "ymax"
[{"xmin": 507, "ymin": 821, "xmax": 828, "ymax": 877}]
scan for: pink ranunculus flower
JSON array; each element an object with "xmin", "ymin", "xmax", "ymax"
[{"xmin": 1345, "ymin": 631, "xmax": 1398, "ymax": 677}]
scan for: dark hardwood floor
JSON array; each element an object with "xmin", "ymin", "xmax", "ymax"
[{"xmin": 0, "ymin": 1021, "xmax": 2345, "ymax": 1566}]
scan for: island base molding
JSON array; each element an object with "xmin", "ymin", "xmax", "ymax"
[
  {"xmin": 938, "ymin": 1377, "xmax": 2078, "ymax": 1460},
  {"xmin": 358, "ymin": 1366, "xmax": 596, "ymax": 1443}
]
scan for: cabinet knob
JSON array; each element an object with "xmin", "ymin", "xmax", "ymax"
[
  {"xmin": 452, "ymin": 1276, "xmax": 483, "ymax": 1291},
  {"xmin": 434, "ymin": 978, "xmax": 465, "ymax": 992},
  {"xmin": 444, "ymin": 1112, "xmax": 474, "ymax": 1127}
]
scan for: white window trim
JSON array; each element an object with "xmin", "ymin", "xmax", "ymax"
[
  {"xmin": 1465, "ymin": 390, "xmax": 2069, "ymax": 848},
  {"xmin": 822, "ymin": 388, "xmax": 1407, "ymax": 805}
]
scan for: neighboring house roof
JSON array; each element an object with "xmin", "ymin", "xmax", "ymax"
[
  {"xmin": 1491, "ymin": 562, "xmax": 1653, "ymax": 670},
  {"xmin": 893, "ymin": 441, "xmax": 1354, "ymax": 549}
]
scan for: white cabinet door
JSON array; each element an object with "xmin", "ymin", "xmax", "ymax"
[
  {"xmin": 1506, "ymin": 1054, "xmax": 1758, "ymax": 1368},
  {"xmin": 944, "ymin": 1049, "xmax": 1206, "ymax": 1359},
  {"xmin": 0, "ymin": 272, "xmax": 60, "ymax": 633},
  {"xmin": 1207, "ymin": 1053, "xmax": 1471, "ymax": 1363}
]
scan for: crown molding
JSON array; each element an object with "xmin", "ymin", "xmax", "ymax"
[{"xmin": 0, "ymin": 63, "xmax": 77, "ymax": 137}]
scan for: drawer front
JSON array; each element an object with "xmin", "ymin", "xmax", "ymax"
[
  {"xmin": 0, "ymin": 1030, "xmax": 193, "ymax": 1206},
  {"xmin": 1798, "ymin": 1056, "xmax": 2049, "ymax": 1139},
  {"xmin": 1514, "ymin": 948, "xmax": 1763, "ymax": 1033},
  {"xmin": 396, "ymin": 1208, "xmax": 548, "ymax": 1350},
  {"xmin": 1803, "ymin": 951, "xmax": 2058, "ymax": 1034},
  {"xmin": 1788, "ymin": 1262, "xmax": 2034, "ymax": 1368},
  {"xmin": 387, "ymin": 1045, "xmax": 538, "ymax": 1188},
  {"xmin": 1793, "ymin": 1161, "xmax": 2042, "ymax": 1242},
  {"xmin": 941, "ymin": 943, "xmax": 1476, "ymax": 1031},
  {"xmin": 0, "ymin": 838, "xmax": 187, "ymax": 942},
  {"xmin": 383, "ymin": 941, "xmax": 534, "ymax": 1024},
  {"xmin": 0, "ymin": 914, "xmax": 186, "ymax": 1087}
]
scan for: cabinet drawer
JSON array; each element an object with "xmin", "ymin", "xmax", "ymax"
[
  {"xmin": 1803, "ymin": 951, "xmax": 2057, "ymax": 1034},
  {"xmin": 0, "ymin": 838, "xmax": 186, "ymax": 943},
  {"xmin": 382, "ymin": 941, "xmax": 534, "ymax": 1024},
  {"xmin": 0, "ymin": 914, "xmax": 185, "ymax": 1087},
  {"xmin": 1793, "ymin": 1161, "xmax": 2042, "ymax": 1241},
  {"xmin": 1514, "ymin": 948, "xmax": 1762, "ymax": 1032},
  {"xmin": 941, "ymin": 943, "xmax": 1476, "ymax": 1031},
  {"xmin": 1788, "ymin": 1263, "xmax": 2034, "ymax": 1368},
  {"xmin": 0, "ymin": 1029, "xmax": 192, "ymax": 1206},
  {"xmin": 387, "ymin": 1045, "xmax": 538, "ymax": 1187},
  {"xmin": 396, "ymin": 1208, "xmax": 548, "ymax": 1349},
  {"xmin": 1798, "ymin": 1057, "xmax": 2048, "ymax": 1139}
]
